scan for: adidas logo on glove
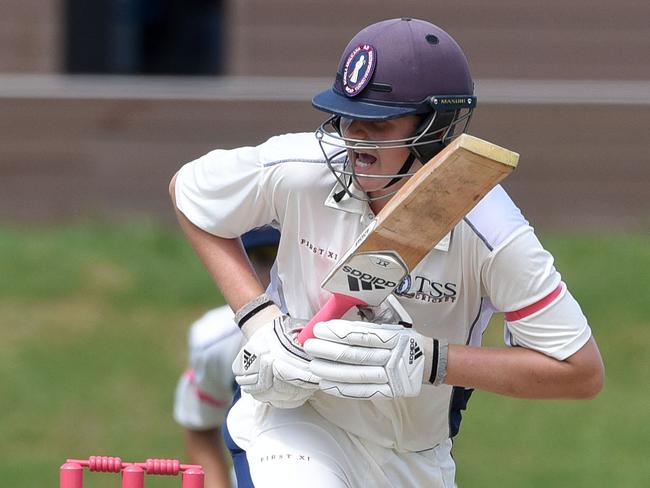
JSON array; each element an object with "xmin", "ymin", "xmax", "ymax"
[
  {"xmin": 409, "ymin": 338, "xmax": 422, "ymax": 364},
  {"xmin": 243, "ymin": 349, "xmax": 257, "ymax": 370}
]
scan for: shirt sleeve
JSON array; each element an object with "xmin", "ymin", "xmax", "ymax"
[
  {"xmin": 481, "ymin": 227, "xmax": 592, "ymax": 360},
  {"xmin": 174, "ymin": 141, "xmax": 279, "ymax": 238}
]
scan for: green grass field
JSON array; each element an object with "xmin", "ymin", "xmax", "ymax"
[{"xmin": 1, "ymin": 221, "xmax": 648, "ymax": 487}]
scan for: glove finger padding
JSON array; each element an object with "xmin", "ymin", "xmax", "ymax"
[
  {"xmin": 304, "ymin": 339, "xmax": 391, "ymax": 365},
  {"xmin": 310, "ymin": 359, "xmax": 388, "ymax": 383},
  {"xmin": 252, "ymin": 382, "xmax": 314, "ymax": 409},
  {"xmin": 319, "ymin": 380, "xmax": 393, "ymax": 399},
  {"xmin": 234, "ymin": 373, "xmax": 258, "ymax": 386},
  {"xmin": 273, "ymin": 358, "xmax": 320, "ymax": 389},
  {"xmin": 307, "ymin": 319, "xmax": 430, "ymax": 399},
  {"xmin": 312, "ymin": 320, "xmax": 406, "ymax": 348}
]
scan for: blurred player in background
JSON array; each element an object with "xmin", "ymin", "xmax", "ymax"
[
  {"xmin": 170, "ymin": 18, "xmax": 604, "ymax": 488},
  {"xmin": 173, "ymin": 228, "xmax": 279, "ymax": 488}
]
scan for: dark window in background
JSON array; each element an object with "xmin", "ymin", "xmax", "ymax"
[{"xmin": 64, "ymin": 0, "xmax": 225, "ymax": 74}]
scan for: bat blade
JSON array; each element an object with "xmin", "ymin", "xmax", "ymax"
[{"xmin": 297, "ymin": 134, "xmax": 519, "ymax": 344}]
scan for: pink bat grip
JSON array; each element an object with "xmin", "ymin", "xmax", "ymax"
[{"xmin": 297, "ymin": 293, "xmax": 367, "ymax": 344}]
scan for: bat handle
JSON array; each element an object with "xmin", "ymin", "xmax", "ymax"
[{"xmin": 297, "ymin": 293, "xmax": 367, "ymax": 344}]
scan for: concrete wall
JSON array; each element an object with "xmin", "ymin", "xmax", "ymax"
[
  {"xmin": 228, "ymin": 0, "xmax": 650, "ymax": 79},
  {"xmin": 1, "ymin": 94, "xmax": 647, "ymax": 230},
  {"xmin": 0, "ymin": 0, "xmax": 62, "ymax": 72}
]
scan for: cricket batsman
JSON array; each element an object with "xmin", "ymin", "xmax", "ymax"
[{"xmin": 170, "ymin": 18, "xmax": 604, "ymax": 488}]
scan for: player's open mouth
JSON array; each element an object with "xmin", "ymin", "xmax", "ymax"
[{"xmin": 354, "ymin": 151, "xmax": 377, "ymax": 169}]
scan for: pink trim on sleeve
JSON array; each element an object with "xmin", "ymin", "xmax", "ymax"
[
  {"xmin": 185, "ymin": 369, "xmax": 229, "ymax": 409},
  {"xmin": 505, "ymin": 283, "xmax": 564, "ymax": 321}
]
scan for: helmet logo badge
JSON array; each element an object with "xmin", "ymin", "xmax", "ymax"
[{"xmin": 342, "ymin": 44, "xmax": 376, "ymax": 97}]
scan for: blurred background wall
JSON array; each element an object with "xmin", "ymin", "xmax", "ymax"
[
  {"xmin": 0, "ymin": 0, "xmax": 648, "ymax": 229},
  {"xmin": 0, "ymin": 0, "xmax": 61, "ymax": 73}
]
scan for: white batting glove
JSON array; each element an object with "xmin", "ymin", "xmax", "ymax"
[
  {"xmin": 305, "ymin": 320, "xmax": 447, "ymax": 399},
  {"xmin": 232, "ymin": 298, "xmax": 319, "ymax": 409}
]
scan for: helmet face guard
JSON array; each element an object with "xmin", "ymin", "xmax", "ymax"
[
  {"xmin": 316, "ymin": 103, "xmax": 475, "ymax": 202},
  {"xmin": 312, "ymin": 18, "xmax": 476, "ymax": 202}
]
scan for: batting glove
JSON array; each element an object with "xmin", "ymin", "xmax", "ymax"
[
  {"xmin": 304, "ymin": 320, "xmax": 448, "ymax": 399},
  {"xmin": 232, "ymin": 297, "xmax": 319, "ymax": 409}
]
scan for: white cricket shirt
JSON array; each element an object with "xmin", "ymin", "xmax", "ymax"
[
  {"xmin": 175, "ymin": 132, "xmax": 592, "ymax": 451},
  {"xmin": 173, "ymin": 306, "xmax": 242, "ymax": 429}
]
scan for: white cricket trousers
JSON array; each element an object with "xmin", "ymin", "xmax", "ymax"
[{"xmin": 226, "ymin": 393, "xmax": 457, "ymax": 488}]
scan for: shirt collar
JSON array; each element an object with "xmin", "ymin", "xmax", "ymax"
[
  {"xmin": 324, "ymin": 184, "xmax": 452, "ymax": 253},
  {"xmin": 324, "ymin": 181, "xmax": 371, "ymax": 216}
]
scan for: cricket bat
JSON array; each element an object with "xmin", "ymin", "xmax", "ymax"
[{"xmin": 297, "ymin": 133, "xmax": 519, "ymax": 344}]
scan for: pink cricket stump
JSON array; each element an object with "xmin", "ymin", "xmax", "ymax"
[{"xmin": 60, "ymin": 456, "xmax": 204, "ymax": 488}]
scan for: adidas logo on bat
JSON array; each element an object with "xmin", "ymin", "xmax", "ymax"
[
  {"xmin": 243, "ymin": 349, "xmax": 257, "ymax": 370},
  {"xmin": 343, "ymin": 265, "xmax": 398, "ymax": 292},
  {"xmin": 409, "ymin": 338, "xmax": 422, "ymax": 364}
]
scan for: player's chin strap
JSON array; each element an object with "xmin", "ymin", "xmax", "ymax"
[
  {"xmin": 333, "ymin": 177, "xmax": 353, "ymax": 203},
  {"xmin": 379, "ymin": 112, "xmax": 452, "ymax": 190},
  {"xmin": 332, "ymin": 152, "xmax": 419, "ymax": 202},
  {"xmin": 380, "ymin": 152, "xmax": 418, "ymax": 190}
]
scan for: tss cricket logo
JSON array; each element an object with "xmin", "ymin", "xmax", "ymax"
[{"xmin": 396, "ymin": 274, "xmax": 458, "ymax": 304}]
